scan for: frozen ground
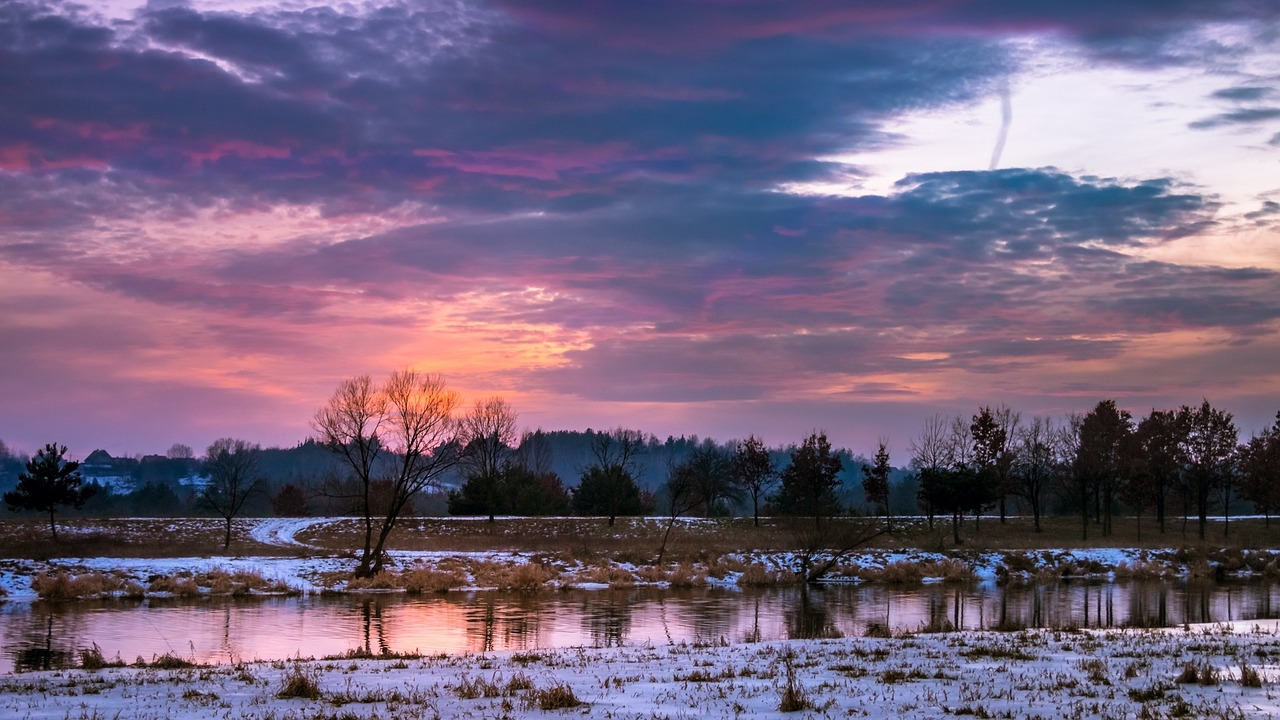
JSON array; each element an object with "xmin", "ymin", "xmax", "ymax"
[{"xmin": 2, "ymin": 622, "xmax": 1278, "ymax": 719}]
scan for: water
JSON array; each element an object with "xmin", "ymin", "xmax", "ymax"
[{"xmin": 5, "ymin": 580, "xmax": 1280, "ymax": 673}]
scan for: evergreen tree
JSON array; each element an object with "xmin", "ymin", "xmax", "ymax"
[
  {"xmin": 861, "ymin": 440, "xmax": 891, "ymax": 525},
  {"xmin": 3, "ymin": 442, "xmax": 95, "ymax": 541},
  {"xmin": 775, "ymin": 432, "xmax": 843, "ymax": 530}
]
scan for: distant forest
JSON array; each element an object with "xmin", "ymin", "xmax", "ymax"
[
  {"xmin": 0, "ymin": 431, "xmax": 910, "ymax": 520},
  {"xmin": 3, "ymin": 396, "xmax": 1277, "ymax": 543}
]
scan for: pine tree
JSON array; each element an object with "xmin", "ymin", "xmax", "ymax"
[{"xmin": 3, "ymin": 443, "xmax": 96, "ymax": 541}]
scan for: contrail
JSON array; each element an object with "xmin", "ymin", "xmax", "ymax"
[{"xmin": 988, "ymin": 80, "xmax": 1012, "ymax": 170}]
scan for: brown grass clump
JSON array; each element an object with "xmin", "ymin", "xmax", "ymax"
[
  {"xmin": 500, "ymin": 562, "xmax": 559, "ymax": 592},
  {"xmin": 195, "ymin": 568, "xmax": 295, "ymax": 596},
  {"xmin": 402, "ymin": 567, "xmax": 467, "ymax": 594},
  {"xmin": 345, "ymin": 572, "xmax": 401, "ymax": 592},
  {"xmin": 572, "ymin": 564, "xmax": 635, "ymax": 588},
  {"xmin": 525, "ymin": 682, "xmax": 582, "ymax": 710},
  {"xmin": 737, "ymin": 563, "xmax": 784, "ymax": 587},
  {"xmin": 668, "ymin": 563, "xmax": 709, "ymax": 588},
  {"xmin": 778, "ymin": 650, "xmax": 810, "ymax": 712},
  {"xmin": 144, "ymin": 652, "xmax": 198, "ymax": 669},
  {"xmin": 33, "ymin": 570, "xmax": 140, "ymax": 600},
  {"xmin": 277, "ymin": 664, "xmax": 323, "ymax": 699},
  {"xmin": 147, "ymin": 574, "xmax": 202, "ymax": 597},
  {"xmin": 78, "ymin": 644, "xmax": 125, "ymax": 670}
]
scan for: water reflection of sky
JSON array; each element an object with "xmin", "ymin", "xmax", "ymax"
[{"xmin": 5, "ymin": 581, "xmax": 1280, "ymax": 672}]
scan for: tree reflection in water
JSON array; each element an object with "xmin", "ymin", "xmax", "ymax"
[
  {"xmin": 8, "ymin": 580, "xmax": 1280, "ymax": 672},
  {"xmin": 13, "ymin": 616, "xmax": 68, "ymax": 672}
]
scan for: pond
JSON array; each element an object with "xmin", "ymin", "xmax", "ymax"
[{"xmin": 5, "ymin": 579, "xmax": 1280, "ymax": 673}]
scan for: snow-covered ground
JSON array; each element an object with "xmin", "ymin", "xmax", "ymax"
[{"xmin": 1, "ymin": 622, "xmax": 1277, "ymax": 719}]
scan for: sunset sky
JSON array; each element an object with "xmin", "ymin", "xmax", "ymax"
[{"xmin": 3, "ymin": 0, "xmax": 1279, "ymax": 459}]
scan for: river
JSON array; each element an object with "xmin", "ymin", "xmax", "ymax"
[{"xmin": 5, "ymin": 579, "xmax": 1279, "ymax": 672}]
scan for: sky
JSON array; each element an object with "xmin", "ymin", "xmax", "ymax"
[{"xmin": 2, "ymin": 0, "xmax": 1279, "ymax": 459}]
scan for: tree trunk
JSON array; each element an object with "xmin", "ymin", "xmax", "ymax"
[
  {"xmin": 49, "ymin": 511, "xmax": 58, "ymax": 542},
  {"xmin": 951, "ymin": 510, "xmax": 962, "ymax": 545},
  {"xmin": 224, "ymin": 516, "xmax": 233, "ymax": 550}
]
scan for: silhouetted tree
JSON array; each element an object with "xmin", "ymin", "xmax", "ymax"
[
  {"xmin": 572, "ymin": 427, "xmax": 647, "ymax": 526},
  {"xmin": 861, "ymin": 439, "xmax": 891, "ymax": 526},
  {"xmin": 572, "ymin": 465, "xmax": 646, "ymax": 523},
  {"xmin": 775, "ymin": 431, "xmax": 843, "ymax": 530},
  {"xmin": 1072, "ymin": 400, "xmax": 1132, "ymax": 539},
  {"xmin": 672, "ymin": 440, "xmax": 738, "ymax": 517},
  {"xmin": 1239, "ymin": 412, "xmax": 1280, "ymax": 526},
  {"xmin": 271, "ymin": 483, "xmax": 310, "ymax": 517},
  {"xmin": 200, "ymin": 438, "xmax": 265, "ymax": 549},
  {"xmin": 1130, "ymin": 409, "xmax": 1187, "ymax": 534},
  {"xmin": 733, "ymin": 434, "xmax": 777, "ymax": 527},
  {"xmin": 314, "ymin": 370, "xmax": 462, "ymax": 576},
  {"xmin": 1178, "ymin": 399, "xmax": 1237, "ymax": 539},
  {"xmin": 1012, "ymin": 416, "xmax": 1060, "ymax": 533},
  {"xmin": 456, "ymin": 397, "xmax": 518, "ymax": 522},
  {"xmin": 4, "ymin": 442, "xmax": 95, "ymax": 541},
  {"xmin": 503, "ymin": 467, "xmax": 571, "ymax": 516}
]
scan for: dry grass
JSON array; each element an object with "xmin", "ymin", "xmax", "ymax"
[
  {"xmin": 401, "ymin": 566, "xmax": 467, "ymax": 594},
  {"xmin": 32, "ymin": 570, "xmax": 144, "ymax": 600},
  {"xmin": 276, "ymin": 663, "xmax": 322, "ymax": 699}
]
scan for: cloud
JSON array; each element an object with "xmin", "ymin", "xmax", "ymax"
[{"xmin": 2, "ymin": 0, "xmax": 1280, "ymax": 454}]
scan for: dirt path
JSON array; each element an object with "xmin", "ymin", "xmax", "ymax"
[{"xmin": 247, "ymin": 517, "xmax": 326, "ymax": 549}]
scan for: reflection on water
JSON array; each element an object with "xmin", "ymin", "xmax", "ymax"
[{"xmin": 4, "ymin": 580, "xmax": 1280, "ymax": 672}]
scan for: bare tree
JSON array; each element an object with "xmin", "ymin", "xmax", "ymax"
[
  {"xmin": 733, "ymin": 434, "xmax": 777, "ymax": 527},
  {"xmin": 457, "ymin": 397, "xmax": 519, "ymax": 522},
  {"xmin": 314, "ymin": 374, "xmax": 386, "ymax": 574},
  {"xmin": 573, "ymin": 427, "xmax": 647, "ymax": 526},
  {"xmin": 314, "ymin": 370, "xmax": 462, "ymax": 576},
  {"xmin": 200, "ymin": 438, "xmax": 264, "ymax": 549},
  {"xmin": 517, "ymin": 428, "xmax": 555, "ymax": 476}
]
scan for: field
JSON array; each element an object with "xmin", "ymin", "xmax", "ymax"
[{"xmin": 3, "ymin": 513, "xmax": 1278, "ymax": 561}]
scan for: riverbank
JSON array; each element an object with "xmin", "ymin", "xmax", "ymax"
[{"xmin": 2, "ymin": 622, "xmax": 1276, "ymax": 719}]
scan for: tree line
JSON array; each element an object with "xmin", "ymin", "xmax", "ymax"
[
  {"xmin": 908, "ymin": 400, "xmax": 1280, "ymax": 543},
  {"xmin": 6, "ymin": 371, "xmax": 1279, "ymax": 564}
]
